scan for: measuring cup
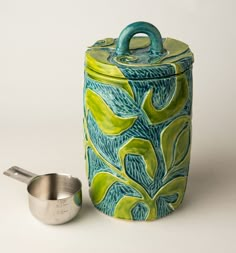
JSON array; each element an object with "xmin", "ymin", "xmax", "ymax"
[{"xmin": 3, "ymin": 166, "xmax": 82, "ymax": 225}]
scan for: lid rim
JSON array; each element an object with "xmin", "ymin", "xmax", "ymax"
[
  {"xmin": 86, "ymin": 64, "xmax": 193, "ymax": 81},
  {"xmin": 85, "ymin": 36, "xmax": 194, "ymax": 79}
]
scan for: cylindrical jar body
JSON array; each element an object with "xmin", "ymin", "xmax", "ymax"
[{"xmin": 83, "ymin": 22, "xmax": 194, "ymax": 221}]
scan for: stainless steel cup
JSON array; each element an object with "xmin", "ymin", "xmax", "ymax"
[{"xmin": 3, "ymin": 166, "xmax": 82, "ymax": 225}]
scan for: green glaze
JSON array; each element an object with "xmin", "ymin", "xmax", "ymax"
[
  {"xmin": 160, "ymin": 38, "xmax": 189, "ymax": 63},
  {"xmin": 85, "ymin": 66, "xmax": 134, "ymax": 98},
  {"xmin": 84, "ymin": 21, "xmax": 194, "ymax": 220},
  {"xmin": 90, "ymin": 172, "xmax": 118, "ymax": 205},
  {"xmin": 154, "ymin": 176, "xmax": 187, "ymax": 210},
  {"xmin": 161, "ymin": 116, "xmax": 191, "ymax": 183},
  {"xmin": 85, "ymin": 23, "xmax": 193, "ymax": 78},
  {"xmin": 85, "ymin": 89, "xmax": 137, "ymax": 135},
  {"xmin": 161, "ymin": 116, "xmax": 191, "ymax": 175},
  {"xmin": 174, "ymin": 125, "xmax": 191, "ymax": 165},
  {"xmin": 142, "ymin": 72, "xmax": 189, "ymax": 124},
  {"xmin": 119, "ymin": 138, "xmax": 158, "ymax": 180},
  {"xmin": 114, "ymin": 196, "xmax": 143, "ymax": 220}
]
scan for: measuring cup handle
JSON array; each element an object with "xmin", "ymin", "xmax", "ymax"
[{"xmin": 3, "ymin": 166, "xmax": 38, "ymax": 184}]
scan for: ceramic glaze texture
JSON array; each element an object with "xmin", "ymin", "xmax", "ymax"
[{"xmin": 84, "ymin": 22, "xmax": 194, "ymax": 220}]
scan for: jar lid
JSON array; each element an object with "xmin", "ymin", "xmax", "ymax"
[{"xmin": 85, "ymin": 21, "xmax": 194, "ymax": 80}]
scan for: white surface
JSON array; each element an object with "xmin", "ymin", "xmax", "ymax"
[{"xmin": 0, "ymin": 0, "xmax": 236, "ymax": 252}]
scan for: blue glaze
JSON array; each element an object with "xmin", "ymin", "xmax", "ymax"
[
  {"xmin": 116, "ymin": 21, "xmax": 164, "ymax": 56},
  {"xmin": 84, "ymin": 21, "xmax": 194, "ymax": 220}
]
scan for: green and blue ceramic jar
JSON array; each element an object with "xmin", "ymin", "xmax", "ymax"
[{"xmin": 83, "ymin": 21, "xmax": 194, "ymax": 221}]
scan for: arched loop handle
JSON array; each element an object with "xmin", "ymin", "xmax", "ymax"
[{"xmin": 116, "ymin": 21, "xmax": 164, "ymax": 56}]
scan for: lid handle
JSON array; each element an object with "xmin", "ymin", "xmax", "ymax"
[{"xmin": 116, "ymin": 21, "xmax": 164, "ymax": 56}]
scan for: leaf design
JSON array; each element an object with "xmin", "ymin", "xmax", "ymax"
[
  {"xmin": 90, "ymin": 172, "xmax": 118, "ymax": 205},
  {"xmin": 85, "ymin": 89, "xmax": 137, "ymax": 135},
  {"xmin": 85, "ymin": 50, "xmax": 125, "ymax": 78},
  {"xmin": 85, "ymin": 77, "xmax": 140, "ymax": 117},
  {"xmin": 85, "ymin": 69, "xmax": 134, "ymax": 98},
  {"xmin": 142, "ymin": 73, "xmax": 189, "ymax": 124},
  {"xmin": 152, "ymin": 77, "xmax": 176, "ymax": 110},
  {"xmin": 131, "ymin": 202, "xmax": 149, "ymax": 220},
  {"xmin": 86, "ymin": 146, "xmax": 118, "ymax": 186},
  {"xmin": 160, "ymin": 38, "xmax": 190, "ymax": 64},
  {"xmin": 161, "ymin": 115, "xmax": 191, "ymax": 175},
  {"xmin": 124, "ymin": 155, "xmax": 153, "ymax": 195},
  {"xmin": 114, "ymin": 196, "xmax": 143, "ymax": 220},
  {"xmin": 155, "ymin": 176, "xmax": 187, "ymax": 210},
  {"xmin": 174, "ymin": 125, "xmax": 190, "ymax": 166},
  {"xmin": 84, "ymin": 62, "xmax": 192, "ymax": 220},
  {"xmin": 96, "ymin": 182, "xmax": 142, "ymax": 216},
  {"xmin": 119, "ymin": 138, "xmax": 158, "ymax": 180}
]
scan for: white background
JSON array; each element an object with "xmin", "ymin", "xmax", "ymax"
[{"xmin": 0, "ymin": 0, "xmax": 236, "ymax": 252}]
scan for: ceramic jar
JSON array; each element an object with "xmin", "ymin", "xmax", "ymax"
[{"xmin": 83, "ymin": 21, "xmax": 194, "ymax": 220}]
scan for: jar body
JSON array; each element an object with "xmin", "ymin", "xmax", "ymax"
[{"xmin": 83, "ymin": 66, "xmax": 192, "ymax": 220}]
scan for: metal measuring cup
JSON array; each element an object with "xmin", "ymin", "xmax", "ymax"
[{"xmin": 3, "ymin": 166, "xmax": 82, "ymax": 225}]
